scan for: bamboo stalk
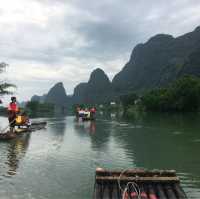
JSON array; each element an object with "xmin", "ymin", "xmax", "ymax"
[
  {"xmin": 96, "ymin": 176, "xmax": 180, "ymax": 182},
  {"xmin": 156, "ymin": 184, "xmax": 168, "ymax": 199},
  {"xmin": 165, "ymin": 184, "xmax": 177, "ymax": 199},
  {"xmin": 173, "ymin": 183, "xmax": 187, "ymax": 199},
  {"xmin": 148, "ymin": 184, "xmax": 158, "ymax": 199},
  {"xmin": 96, "ymin": 168, "xmax": 176, "ymax": 177}
]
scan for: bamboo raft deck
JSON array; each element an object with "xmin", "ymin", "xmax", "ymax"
[
  {"xmin": 94, "ymin": 168, "xmax": 187, "ymax": 199},
  {"xmin": 0, "ymin": 122, "xmax": 47, "ymax": 141}
]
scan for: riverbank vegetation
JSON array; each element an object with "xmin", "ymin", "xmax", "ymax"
[
  {"xmin": 25, "ymin": 101, "xmax": 55, "ymax": 117},
  {"xmin": 142, "ymin": 76, "xmax": 200, "ymax": 112},
  {"xmin": 120, "ymin": 76, "xmax": 200, "ymax": 116}
]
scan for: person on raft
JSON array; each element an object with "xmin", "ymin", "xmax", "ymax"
[
  {"xmin": 7, "ymin": 96, "xmax": 19, "ymax": 132},
  {"xmin": 90, "ymin": 107, "xmax": 96, "ymax": 119}
]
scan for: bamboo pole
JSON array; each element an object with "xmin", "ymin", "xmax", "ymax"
[
  {"xmin": 165, "ymin": 184, "xmax": 177, "ymax": 199},
  {"xmin": 96, "ymin": 176, "xmax": 180, "ymax": 183},
  {"xmin": 96, "ymin": 168, "xmax": 176, "ymax": 177},
  {"xmin": 156, "ymin": 184, "xmax": 168, "ymax": 199}
]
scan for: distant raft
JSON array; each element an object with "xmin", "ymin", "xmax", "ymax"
[
  {"xmin": 94, "ymin": 168, "xmax": 187, "ymax": 199},
  {"xmin": 78, "ymin": 110, "xmax": 96, "ymax": 121}
]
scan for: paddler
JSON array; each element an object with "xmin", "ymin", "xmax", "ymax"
[
  {"xmin": 76, "ymin": 106, "xmax": 80, "ymax": 118},
  {"xmin": 7, "ymin": 96, "xmax": 19, "ymax": 132},
  {"xmin": 90, "ymin": 107, "xmax": 96, "ymax": 119}
]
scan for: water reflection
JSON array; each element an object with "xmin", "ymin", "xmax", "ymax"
[
  {"xmin": 74, "ymin": 118, "xmax": 96, "ymax": 134},
  {"xmin": 115, "ymin": 113, "xmax": 200, "ymax": 164},
  {"xmin": 89, "ymin": 121, "xmax": 96, "ymax": 134},
  {"xmin": 74, "ymin": 119, "xmax": 89, "ymax": 137},
  {"xmin": 6, "ymin": 133, "xmax": 31, "ymax": 176},
  {"xmin": 74, "ymin": 119, "xmax": 113, "ymax": 150},
  {"xmin": 125, "ymin": 112, "xmax": 200, "ymax": 130},
  {"xmin": 0, "ymin": 114, "xmax": 200, "ymax": 198},
  {"xmin": 89, "ymin": 121, "xmax": 111, "ymax": 151},
  {"xmin": 111, "ymin": 112, "xmax": 200, "ymax": 197},
  {"xmin": 48, "ymin": 117, "xmax": 67, "ymax": 145}
]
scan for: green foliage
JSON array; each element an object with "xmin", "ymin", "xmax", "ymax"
[
  {"xmin": 0, "ymin": 83, "xmax": 16, "ymax": 95},
  {"xmin": 26, "ymin": 101, "xmax": 54, "ymax": 116},
  {"xmin": 120, "ymin": 93, "xmax": 138, "ymax": 112},
  {"xmin": 72, "ymin": 104, "xmax": 85, "ymax": 114},
  {"xmin": 175, "ymin": 63, "xmax": 184, "ymax": 69},
  {"xmin": 98, "ymin": 103, "xmax": 120, "ymax": 112},
  {"xmin": 142, "ymin": 76, "xmax": 200, "ymax": 112},
  {"xmin": 0, "ymin": 62, "xmax": 16, "ymax": 95}
]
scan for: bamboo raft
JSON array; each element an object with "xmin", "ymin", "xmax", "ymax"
[
  {"xmin": 94, "ymin": 168, "xmax": 187, "ymax": 199},
  {"xmin": 0, "ymin": 132, "xmax": 17, "ymax": 140},
  {"xmin": 0, "ymin": 121, "xmax": 47, "ymax": 141}
]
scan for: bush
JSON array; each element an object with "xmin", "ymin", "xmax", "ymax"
[
  {"xmin": 120, "ymin": 93, "xmax": 138, "ymax": 112},
  {"xmin": 26, "ymin": 101, "xmax": 54, "ymax": 116},
  {"xmin": 142, "ymin": 76, "xmax": 200, "ymax": 112}
]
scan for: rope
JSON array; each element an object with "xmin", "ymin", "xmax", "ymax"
[
  {"xmin": 118, "ymin": 169, "xmax": 141, "ymax": 199},
  {"xmin": 122, "ymin": 182, "xmax": 141, "ymax": 199},
  {"xmin": 94, "ymin": 169, "xmax": 142, "ymax": 199}
]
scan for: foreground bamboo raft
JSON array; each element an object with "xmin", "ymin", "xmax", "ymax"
[{"xmin": 94, "ymin": 168, "xmax": 187, "ymax": 199}]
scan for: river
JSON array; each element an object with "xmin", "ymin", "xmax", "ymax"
[{"xmin": 0, "ymin": 113, "xmax": 200, "ymax": 199}]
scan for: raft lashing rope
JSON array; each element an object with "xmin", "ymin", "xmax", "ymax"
[{"xmin": 94, "ymin": 168, "xmax": 187, "ymax": 199}]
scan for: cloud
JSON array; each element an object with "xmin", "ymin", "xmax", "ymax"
[{"xmin": 0, "ymin": 0, "xmax": 200, "ymax": 103}]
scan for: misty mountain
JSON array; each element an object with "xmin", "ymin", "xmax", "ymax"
[
  {"xmin": 30, "ymin": 26, "xmax": 200, "ymax": 105},
  {"xmin": 31, "ymin": 82, "xmax": 71, "ymax": 108},
  {"xmin": 112, "ymin": 26, "xmax": 200, "ymax": 94},
  {"xmin": 179, "ymin": 46, "xmax": 200, "ymax": 76},
  {"xmin": 31, "ymin": 94, "xmax": 46, "ymax": 103},
  {"xmin": 73, "ymin": 68, "xmax": 113, "ymax": 104},
  {"xmin": 73, "ymin": 83, "xmax": 88, "ymax": 104},
  {"xmin": 45, "ymin": 82, "xmax": 71, "ymax": 107}
]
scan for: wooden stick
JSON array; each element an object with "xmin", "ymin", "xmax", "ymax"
[
  {"xmin": 165, "ymin": 184, "xmax": 177, "ymax": 199},
  {"xmin": 96, "ymin": 176, "xmax": 180, "ymax": 182},
  {"xmin": 173, "ymin": 183, "xmax": 187, "ymax": 198},
  {"xmin": 156, "ymin": 184, "xmax": 168, "ymax": 199},
  {"xmin": 96, "ymin": 168, "xmax": 176, "ymax": 177}
]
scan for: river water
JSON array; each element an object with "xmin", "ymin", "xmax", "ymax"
[{"xmin": 0, "ymin": 113, "xmax": 200, "ymax": 199}]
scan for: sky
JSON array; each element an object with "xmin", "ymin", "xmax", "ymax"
[{"xmin": 0, "ymin": 0, "xmax": 200, "ymax": 104}]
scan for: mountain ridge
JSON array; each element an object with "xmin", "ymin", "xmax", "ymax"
[
  {"xmin": 30, "ymin": 25, "xmax": 200, "ymax": 105},
  {"xmin": 112, "ymin": 25, "xmax": 200, "ymax": 94}
]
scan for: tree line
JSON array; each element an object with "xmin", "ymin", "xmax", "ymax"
[{"xmin": 120, "ymin": 76, "xmax": 200, "ymax": 113}]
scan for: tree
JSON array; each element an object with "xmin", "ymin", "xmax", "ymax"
[
  {"xmin": 120, "ymin": 93, "xmax": 138, "ymax": 113},
  {"xmin": 0, "ymin": 62, "xmax": 16, "ymax": 96},
  {"xmin": 25, "ymin": 101, "xmax": 55, "ymax": 116},
  {"xmin": 170, "ymin": 76, "xmax": 200, "ymax": 111},
  {"xmin": 142, "ymin": 75, "xmax": 200, "ymax": 112}
]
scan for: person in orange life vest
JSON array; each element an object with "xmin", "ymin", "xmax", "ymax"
[
  {"xmin": 90, "ymin": 107, "xmax": 96, "ymax": 113},
  {"xmin": 7, "ymin": 96, "xmax": 19, "ymax": 132},
  {"xmin": 90, "ymin": 107, "xmax": 96, "ymax": 119},
  {"xmin": 76, "ymin": 106, "xmax": 80, "ymax": 118}
]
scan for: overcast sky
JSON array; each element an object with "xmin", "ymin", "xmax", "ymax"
[{"xmin": 0, "ymin": 0, "xmax": 200, "ymax": 103}]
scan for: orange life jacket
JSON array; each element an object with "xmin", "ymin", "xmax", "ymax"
[
  {"xmin": 8, "ymin": 102, "xmax": 19, "ymax": 112},
  {"xmin": 90, "ymin": 108, "xmax": 96, "ymax": 113}
]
